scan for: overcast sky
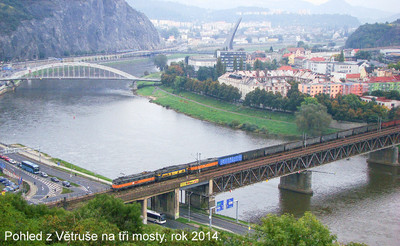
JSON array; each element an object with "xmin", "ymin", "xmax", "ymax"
[{"xmin": 162, "ymin": 0, "xmax": 399, "ymax": 13}]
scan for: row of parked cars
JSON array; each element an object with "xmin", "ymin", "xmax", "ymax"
[
  {"xmin": 1, "ymin": 177, "xmax": 19, "ymax": 193},
  {"xmin": 0, "ymin": 155, "xmax": 18, "ymax": 165}
]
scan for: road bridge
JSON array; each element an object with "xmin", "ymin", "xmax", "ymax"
[
  {"xmin": 0, "ymin": 61, "xmax": 160, "ymax": 92},
  {"xmin": 47, "ymin": 124, "xmax": 400, "ymax": 223}
]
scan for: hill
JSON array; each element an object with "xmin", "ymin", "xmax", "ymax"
[
  {"xmin": 345, "ymin": 19, "xmax": 400, "ymax": 49},
  {"xmin": 127, "ymin": 0, "xmax": 359, "ymax": 27},
  {"xmin": 0, "ymin": 0, "xmax": 162, "ymax": 61}
]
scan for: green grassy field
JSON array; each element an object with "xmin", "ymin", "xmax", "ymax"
[{"xmin": 138, "ymin": 87, "xmax": 303, "ymax": 137}]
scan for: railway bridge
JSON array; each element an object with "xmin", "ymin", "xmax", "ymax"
[{"xmin": 48, "ymin": 124, "xmax": 400, "ymax": 223}]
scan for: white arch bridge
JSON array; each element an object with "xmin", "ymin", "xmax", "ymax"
[{"xmin": 1, "ymin": 62, "xmax": 160, "ymax": 83}]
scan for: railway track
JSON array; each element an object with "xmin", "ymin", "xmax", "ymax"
[{"xmin": 49, "ymin": 125, "xmax": 400, "ymax": 206}]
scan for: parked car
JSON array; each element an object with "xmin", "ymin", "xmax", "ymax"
[
  {"xmin": 40, "ymin": 172, "xmax": 48, "ymax": 178},
  {"xmin": 2, "ymin": 187, "xmax": 12, "ymax": 192},
  {"xmin": 0, "ymin": 177, "xmax": 7, "ymax": 182},
  {"xmin": 5, "ymin": 186, "xmax": 14, "ymax": 192},
  {"xmin": 10, "ymin": 184, "xmax": 19, "ymax": 190},
  {"xmin": 1, "ymin": 178, "xmax": 9, "ymax": 184},
  {"xmin": 50, "ymin": 177, "xmax": 59, "ymax": 183},
  {"xmin": 8, "ymin": 159, "xmax": 17, "ymax": 165},
  {"xmin": 62, "ymin": 181, "xmax": 71, "ymax": 187}
]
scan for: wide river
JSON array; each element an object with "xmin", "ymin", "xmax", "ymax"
[{"xmin": 0, "ymin": 60, "xmax": 399, "ymax": 245}]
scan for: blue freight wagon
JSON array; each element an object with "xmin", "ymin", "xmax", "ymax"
[{"xmin": 218, "ymin": 154, "xmax": 243, "ymax": 166}]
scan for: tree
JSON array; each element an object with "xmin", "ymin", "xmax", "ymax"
[
  {"xmin": 197, "ymin": 67, "xmax": 215, "ymax": 81},
  {"xmin": 246, "ymin": 63, "xmax": 252, "ymax": 71},
  {"xmin": 338, "ymin": 50, "xmax": 345, "ymax": 62},
  {"xmin": 255, "ymin": 212, "xmax": 337, "ymax": 246},
  {"xmin": 216, "ymin": 57, "xmax": 225, "ymax": 77},
  {"xmin": 269, "ymin": 46, "xmax": 274, "ymax": 53},
  {"xmin": 355, "ymin": 50, "xmax": 372, "ymax": 60},
  {"xmin": 76, "ymin": 194, "xmax": 142, "ymax": 233},
  {"xmin": 296, "ymin": 102, "xmax": 332, "ymax": 136},
  {"xmin": 233, "ymin": 57, "xmax": 237, "ymax": 71},
  {"xmin": 388, "ymin": 61, "xmax": 400, "ymax": 70},
  {"xmin": 239, "ymin": 58, "xmax": 244, "ymax": 71},
  {"xmin": 153, "ymin": 54, "xmax": 168, "ymax": 71}
]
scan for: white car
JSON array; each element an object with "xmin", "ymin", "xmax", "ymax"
[{"xmin": 40, "ymin": 172, "xmax": 48, "ymax": 178}]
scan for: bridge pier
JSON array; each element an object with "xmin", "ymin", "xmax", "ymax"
[
  {"xmin": 151, "ymin": 189, "xmax": 180, "ymax": 219},
  {"xmin": 185, "ymin": 180, "xmax": 215, "ymax": 211},
  {"xmin": 131, "ymin": 81, "xmax": 138, "ymax": 93},
  {"xmin": 367, "ymin": 146, "xmax": 399, "ymax": 166},
  {"xmin": 138, "ymin": 198, "xmax": 148, "ymax": 225},
  {"xmin": 278, "ymin": 171, "xmax": 313, "ymax": 195}
]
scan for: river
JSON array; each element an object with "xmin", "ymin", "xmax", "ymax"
[{"xmin": 0, "ymin": 59, "xmax": 398, "ymax": 245}]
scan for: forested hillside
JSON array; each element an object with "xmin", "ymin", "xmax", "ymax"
[{"xmin": 345, "ymin": 19, "xmax": 400, "ymax": 48}]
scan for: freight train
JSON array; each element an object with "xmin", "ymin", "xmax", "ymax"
[{"xmin": 112, "ymin": 120, "xmax": 400, "ymax": 191}]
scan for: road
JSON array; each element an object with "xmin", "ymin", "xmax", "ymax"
[
  {"xmin": 179, "ymin": 206, "xmax": 252, "ymax": 235},
  {"xmin": 0, "ymin": 150, "xmax": 110, "ymax": 204}
]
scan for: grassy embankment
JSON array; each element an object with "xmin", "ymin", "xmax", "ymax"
[
  {"xmin": 137, "ymin": 82, "xmax": 331, "ymax": 138},
  {"xmin": 136, "ymin": 76, "xmax": 339, "ymax": 138},
  {"xmin": 52, "ymin": 158, "xmax": 112, "ymax": 182},
  {"xmin": 11, "ymin": 144, "xmax": 112, "ymax": 182}
]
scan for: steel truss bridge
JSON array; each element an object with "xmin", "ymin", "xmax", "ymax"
[
  {"xmin": 211, "ymin": 126, "xmax": 400, "ymax": 193},
  {"xmin": 0, "ymin": 62, "xmax": 160, "ymax": 82},
  {"xmin": 47, "ymin": 125, "xmax": 400, "ymax": 209}
]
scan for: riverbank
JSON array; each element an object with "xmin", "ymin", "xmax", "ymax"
[
  {"xmin": 0, "ymin": 80, "xmax": 21, "ymax": 96},
  {"xmin": 136, "ymin": 83, "xmax": 338, "ymax": 138}
]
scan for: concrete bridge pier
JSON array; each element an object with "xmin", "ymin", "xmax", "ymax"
[
  {"xmin": 138, "ymin": 198, "xmax": 148, "ymax": 225},
  {"xmin": 131, "ymin": 81, "xmax": 138, "ymax": 93},
  {"xmin": 368, "ymin": 146, "xmax": 399, "ymax": 166},
  {"xmin": 185, "ymin": 180, "xmax": 215, "ymax": 211},
  {"xmin": 150, "ymin": 189, "xmax": 180, "ymax": 219},
  {"xmin": 278, "ymin": 171, "xmax": 313, "ymax": 195}
]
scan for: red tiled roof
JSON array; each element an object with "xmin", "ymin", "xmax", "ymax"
[
  {"xmin": 254, "ymin": 57, "xmax": 267, "ymax": 62},
  {"xmin": 283, "ymin": 53, "xmax": 293, "ymax": 57},
  {"xmin": 278, "ymin": 66, "xmax": 296, "ymax": 71},
  {"xmin": 287, "ymin": 47, "xmax": 305, "ymax": 52},
  {"xmin": 346, "ymin": 74, "xmax": 360, "ymax": 79},
  {"xmin": 310, "ymin": 57, "xmax": 325, "ymax": 62},
  {"xmin": 367, "ymin": 76, "xmax": 400, "ymax": 83}
]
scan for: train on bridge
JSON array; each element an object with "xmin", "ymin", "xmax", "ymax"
[{"xmin": 112, "ymin": 120, "xmax": 400, "ymax": 191}]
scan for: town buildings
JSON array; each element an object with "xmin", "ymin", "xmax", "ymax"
[{"xmin": 218, "ymin": 70, "xmax": 291, "ymax": 99}]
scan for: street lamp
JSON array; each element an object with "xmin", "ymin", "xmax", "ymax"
[
  {"xmin": 235, "ymin": 200, "xmax": 239, "ymax": 223},
  {"xmin": 187, "ymin": 191, "xmax": 193, "ymax": 222},
  {"xmin": 209, "ymin": 206, "xmax": 216, "ymax": 230},
  {"xmin": 38, "ymin": 146, "xmax": 41, "ymax": 163}
]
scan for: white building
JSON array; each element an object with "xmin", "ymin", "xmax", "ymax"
[
  {"xmin": 360, "ymin": 96, "xmax": 400, "ymax": 109},
  {"xmin": 188, "ymin": 56, "xmax": 217, "ymax": 71}
]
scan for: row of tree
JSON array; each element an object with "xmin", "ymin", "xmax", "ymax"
[
  {"xmin": 243, "ymin": 84, "xmax": 306, "ymax": 112},
  {"xmin": 0, "ymin": 192, "xmax": 345, "ymax": 245},
  {"xmin": 161, "ymin": 63, "xmax": 241, "ymax": 102},
  {"xmin": 315, "ymin": 93, "xmax": 387, "ymax": 123}
]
